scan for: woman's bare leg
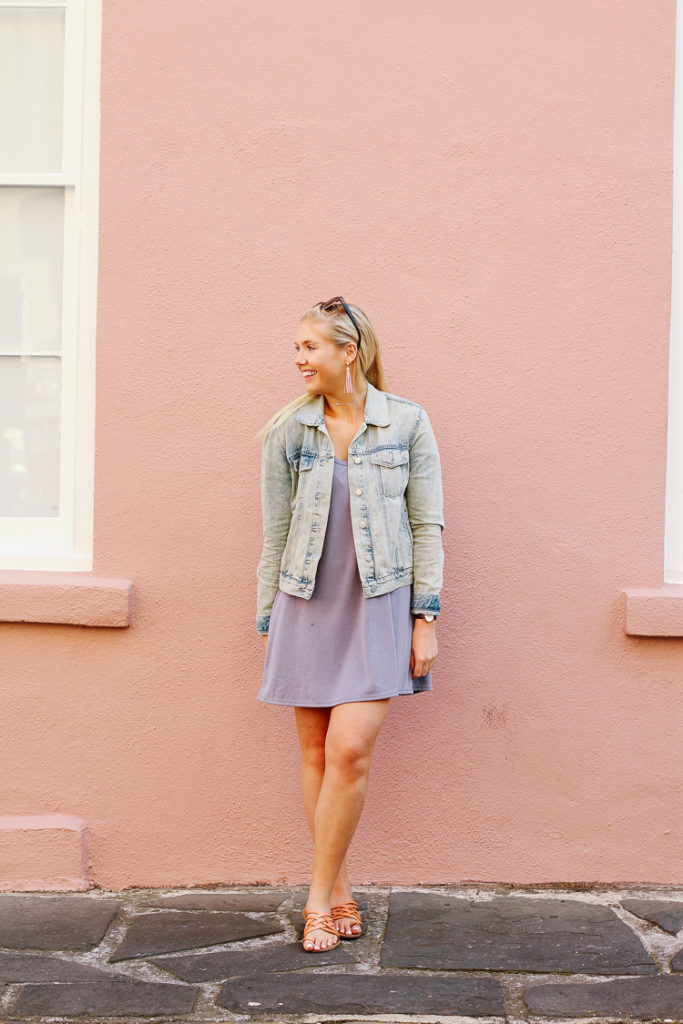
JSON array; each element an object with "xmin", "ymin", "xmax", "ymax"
[
  {"xmin": 294, "ymin": 706, "xmax": 329, "ymax": 834},
  {"xmin": 295, "ymin": 699, "xmax": 390, "ymax": 950},
  {"xmin": 294, "ymin": 708, "xmax": 359, "ymax": 937},
  {"xmin": 294, "ymin": 707, "xmax": 356, "ymax": 937}
]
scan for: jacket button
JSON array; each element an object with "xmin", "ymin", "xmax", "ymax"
[
  {"xmin": 360, "ymin": 519, "xmax": 367, "ymax": 528},
  {"xmin": 354, "ymin": 456, "xmax": 361, "ymax": 464},
  {"xmin": 365, "ymin": 554, "xmax": 372, "ymax": 562},
  {"xmin": 355, "ymin": 488, "xmax": 362, "ymax": 496}
]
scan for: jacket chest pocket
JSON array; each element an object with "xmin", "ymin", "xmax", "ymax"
[
  {"xmin": 296, "ymin": 452, "xmax": 316, "ymax": 473},
  {"xmin": 369, "ymin": 447, "xmax": 409, "ymax": 498}
]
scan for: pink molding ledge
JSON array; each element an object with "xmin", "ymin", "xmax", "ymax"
[
  {"xmin": 0, "ymin": 572, "xmax": 133, "ymax": 627},
  {"xmin": 622, "ymin": 585, "xmax": 683, "ymax": 636}
]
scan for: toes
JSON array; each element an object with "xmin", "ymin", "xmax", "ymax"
[
  {"xmin": 333, "ymin": 915, "xmax": 362, "ymax": 937},
  {"xmin": 304, "ymin": 927, "xmax": 339, "ymax": 951}
]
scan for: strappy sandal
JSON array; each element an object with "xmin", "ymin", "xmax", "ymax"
[
  {"xmin": 330, "ymin": 899, "xmax": 363, "ymax": 938},
  {"xmin": 301, "ymin": 909, "xmax": 340, "ymax": 952}
]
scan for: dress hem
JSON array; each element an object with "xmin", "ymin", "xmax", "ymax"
[{"xmin": 257, "ymin": 687, "xmax": 431, "ymax": 708}]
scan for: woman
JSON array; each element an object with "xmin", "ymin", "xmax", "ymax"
[{"xmin": 256, "ymin": 296, "xmax": 444, "ymax": 953}]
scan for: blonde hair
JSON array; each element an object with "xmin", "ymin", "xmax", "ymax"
[{"xmin": 257, "ymin": 300, "xmax": 388, "ymax": 439}]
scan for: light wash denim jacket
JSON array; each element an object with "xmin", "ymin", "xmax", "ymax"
[{"xmin": 256, "ymin": 381, "xmax": 445, "ymax": 635}]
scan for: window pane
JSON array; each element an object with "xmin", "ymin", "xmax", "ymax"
[
  {"xmin": 0, "ymin": 7, "xmax": 64, "ymax": 172},
  {"xmin": 0, "ymin": 355, "xmax": 60, "ymax": 517},
  {"xmin": 0, "ymin": 187, "xmax": 64, "ymax": 353}
]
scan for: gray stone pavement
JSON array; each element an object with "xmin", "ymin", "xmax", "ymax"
[{"xmin": 0, "ymin": 884, "xmax": 682, "ymax": 1022}]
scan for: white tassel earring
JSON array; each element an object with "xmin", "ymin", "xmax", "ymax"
[{"xmin": 344, "ymin": 362, "xmax": 354, "ymax": 394}]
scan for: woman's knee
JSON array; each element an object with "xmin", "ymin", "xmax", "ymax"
[
  {"xmin": 301, "ymin": 741, "xmax": 326, "ymax": 774},
  {"xmin": 295, "ymin": 708, "xmax": 330, "ymax": 771},
  {"xmin": 324, "ymin": 701, "xmax": 389, "ymax": 780},
  {"xmin": 325, "ymin": 736, "xmax": 372, "ymax": 781}
]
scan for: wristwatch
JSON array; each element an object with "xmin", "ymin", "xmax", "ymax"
[{"xmin": 414, "ymin": 613, "xmax": 436, "ymax": 623}]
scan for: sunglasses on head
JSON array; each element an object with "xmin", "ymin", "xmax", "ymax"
[{"xmin": 317, "ymin": 295, "xmax": 362, "ymax": 348}]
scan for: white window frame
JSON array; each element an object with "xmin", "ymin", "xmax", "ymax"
[{"xmin": 0, "ymin": 0, "xmax": 100, "ymax": 570}]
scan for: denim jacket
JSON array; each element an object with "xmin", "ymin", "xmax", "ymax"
[{"xmin": 256, "ymin": 381, "xmax": 445, "ymax": 635}]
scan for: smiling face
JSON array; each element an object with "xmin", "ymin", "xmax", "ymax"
[{"xmin": 294, "ymin": 318, "xmax": 356, "ymax": 396}]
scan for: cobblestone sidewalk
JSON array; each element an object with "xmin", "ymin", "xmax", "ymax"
[{"xmin": 0, "ymin": 884, "xmax": 682, "ymax": 1022}]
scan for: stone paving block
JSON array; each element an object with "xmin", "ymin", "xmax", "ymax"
[
  {"xmin": 109, "ymin": 909, "xmax": 284, "ymax": 961},
  {"xmin": 382, "ymin": 892, "xmax": 658, "ymax": 974},
  {"xmin": 217, "ymin": 971, "xmax": 504, "ymax": 1016},
  {"xmin": 621, "ymin": 897, "xmax": 683, "ymax": 935},
  {"xmin": 672, "ymin": 946, "xmax": 683, "ymax": 971},
  {"xmin": 9, "ymin": 979, "xmax": 200, "ymax": 1017},
  {"xmin": 147, "ymin": 890, "xmax": 287, "ymax": 911},
  {"xmin": 152, "ymin": 938, "xmax": 360, "ymax": 982},
  {"xmin": 0, "ymin": 893, "xmax": 121, "ymax": 950},
  {"xmin": 0, "ymin": 951, "xmax": 124, "ymax": 981},
  {"xmin": 523, "ymin": 974, "xmax": 683, "ymax": 1019}
]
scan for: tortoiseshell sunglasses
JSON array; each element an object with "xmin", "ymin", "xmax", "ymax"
[{"xmin": 317, "ymin": 295, "xmax": 362, "ymax": 348}]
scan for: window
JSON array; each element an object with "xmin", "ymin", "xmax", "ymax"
[
  {"xmin": 0, "ymin": 0, "xmax": 100, "ymax": 570},
  {"xmin": 665, "ymin": 1, "xmax": 683, "ymax": 582}
]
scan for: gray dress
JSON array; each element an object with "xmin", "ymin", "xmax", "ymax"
[{"xmin": 258, "ymin": 455, "xmax": 432, "ymax": 707}]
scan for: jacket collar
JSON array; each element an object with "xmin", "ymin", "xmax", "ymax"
[{"xmin": 296, "ymin": 380, "xmax": 390, "ymax": 428}]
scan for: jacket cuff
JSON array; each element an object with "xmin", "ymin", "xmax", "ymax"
[
  {"xmin": 256, "ymin": 614, "xmax": 270, "ymax": 635},
  {"xmin": 411, "ymin": 593, "xmax": 441, "ymax": 615}
]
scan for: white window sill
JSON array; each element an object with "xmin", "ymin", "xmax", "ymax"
[
  {"xmin": 622, "ymin": 586, "xmax": 683, "ymax": 636},
  {"xmin": 0, "ymin": 572, "xmax": 133, "ymax": 627}
]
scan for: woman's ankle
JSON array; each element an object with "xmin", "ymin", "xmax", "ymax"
[
  {"xmin": 305, "ymin": 886, "xmax": 333, "ymax": 913},
  {"xmin": 330, "ymin": 881, "xmax": 353, "ymax": 904}
]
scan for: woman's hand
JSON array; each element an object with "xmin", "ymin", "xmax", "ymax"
[{"xmin": 410, "ymin": 619, "xmax": 437, "ymax": 678}]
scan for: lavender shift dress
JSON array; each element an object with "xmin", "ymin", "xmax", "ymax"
[{"xmin": 258, "ymin": 455, "xmax": 432, "ymax": 707}]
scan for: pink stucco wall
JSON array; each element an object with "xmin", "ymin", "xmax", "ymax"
[{"xmin": 2, "ymin": 0, "xmax": 681, "ymax": 889}]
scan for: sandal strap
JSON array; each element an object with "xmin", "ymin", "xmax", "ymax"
[
  {"xmin": 330, "ymin": 899, "xmax": 362, "ymax": 924},
  {"xmin": 302, "ymin": 910, "xmax": 339, "ymax": 940}
]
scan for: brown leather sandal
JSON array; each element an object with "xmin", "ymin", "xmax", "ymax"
[
  {"xmin": 330, "ymin": 899, "xmax": 363, "ymax": 938},
  {"xmin": 301, "ymin": 909, "xmax": 340, "ymax": 952}
]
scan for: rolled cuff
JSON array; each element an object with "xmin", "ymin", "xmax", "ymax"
[
  {"xmin": 256, "ymin": 613, "xmax": 270, "ymax": 635},
  {"xmin": 410, "ymin": 592, "xmax": 441, "ymax": 615}
]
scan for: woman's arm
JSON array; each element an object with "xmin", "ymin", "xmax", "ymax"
[
  {"xmin": 405, "ymin": 407, "xmax": 445, "ymax": 617},
  {"xmin": 256, "ymin": 425, "xmax": 293, "ymax": 636}
]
